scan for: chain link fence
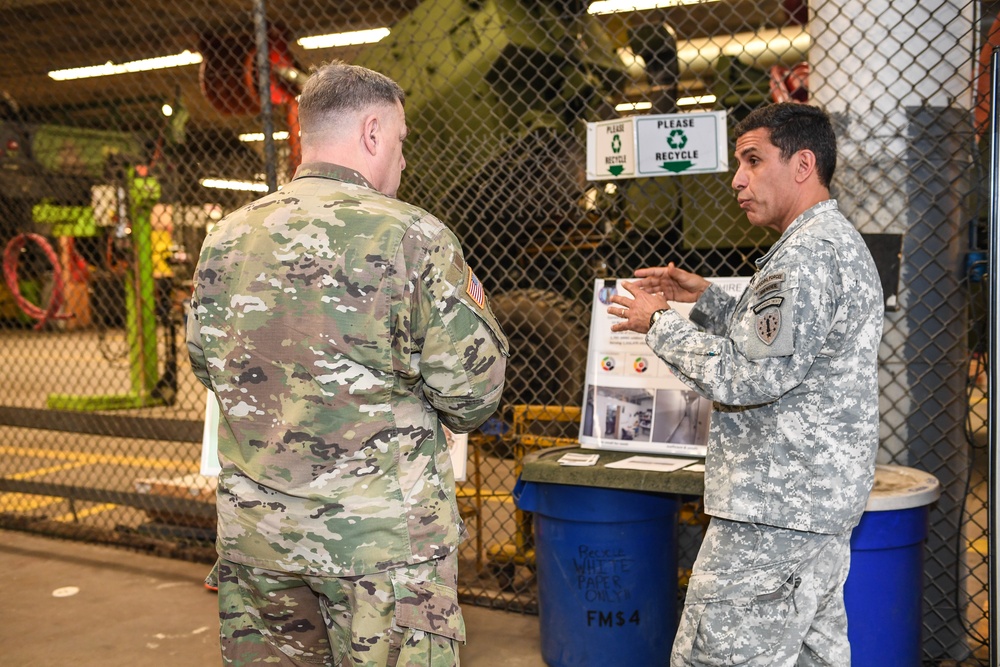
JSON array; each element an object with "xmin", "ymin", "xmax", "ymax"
[{"xmin": 0, "ymin": 0, "xmax": 991, "ymax": 661}]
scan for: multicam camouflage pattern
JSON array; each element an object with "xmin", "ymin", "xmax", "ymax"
[
  {"xmin": 186, "ymin": 161, "xmax": 509, "ymax": 578},
  {"xmin": 648, "ymin": 200, "xmax": 883, "ymax": 534},
  {"xmin": 217, "ymin": 552, "xmax": 464, "ymax": 667},
  {"xmin": 671, "ymin": 518, "xmax": 852, "ymax": 667}
]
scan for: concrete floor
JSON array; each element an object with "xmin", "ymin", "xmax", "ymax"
[{"xmin": 0, "ymin": 529, "xmax": 546, "ymax": 667}]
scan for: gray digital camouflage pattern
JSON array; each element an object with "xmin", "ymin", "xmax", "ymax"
[
  {"xmin": 217, "ymin": 553, "xmax": 464, "ymax": 667},
  {"xmin": 186, "ymin": 161, "xmax": 509, "ymax": 579},
  {"xmin": 650, "ymin": 199, "xmax": 882, "ymax": 665},
  {"xmin": 670, "ymin": 518, "xmax": 852, "ymax": 666},
  {"xmin": 648, "ymin": 200, "xmax": 883, "ymax": 534}
]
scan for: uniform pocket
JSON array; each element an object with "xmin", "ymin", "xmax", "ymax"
[
  {"xmin": 390, "ymin": 560, "xmax": 466, "ymax": 643},
  {"xmin": 685, "ymin": 562, "xmax": 800, "ymax": 666}
]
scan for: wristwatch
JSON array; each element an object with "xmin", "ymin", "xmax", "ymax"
[{"xmin": 649, "ymin": 309, "xmax": 668, "ymax": 329}]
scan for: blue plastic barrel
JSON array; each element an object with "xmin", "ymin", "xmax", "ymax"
[
  {"xmin": 515, "ymin": 480, "xmax": 679, "ymax": 667},
  {"xmin": 844, "ymin": 464, "xmax": 940, "ymax": 667}
]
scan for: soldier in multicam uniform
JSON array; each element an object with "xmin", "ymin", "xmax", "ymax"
[
  {"xmin": 608, "ymin": 103, "xmax": 883, "ymax": 666},
  {"xmin": 186, "ymin": 61, "xmax": 509, "ymax": 667}
]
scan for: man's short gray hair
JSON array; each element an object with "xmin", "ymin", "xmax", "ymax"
[{"xmin": 298, "ymin": 60, "xmax": 405, "ymax": 135}]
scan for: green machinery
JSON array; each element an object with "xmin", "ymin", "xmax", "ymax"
[
  {"xmin": 4, "ymin": 121, "xmax": 175, "ymax": 410},
  {"xmin": 39, "ymin": 166, "xmax": 172, "ymax": 411},
  {"xmin": 351, "ymin": 1, "xmax": 778, "ymax": 409}
]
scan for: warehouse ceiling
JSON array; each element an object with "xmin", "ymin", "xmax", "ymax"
[
  {"xmin": 0, "ymin": 0, "xmax": 796, "ymax": 139},
  {"xmin": 0, "ymin": 0, "xmax": 420, "ymax": 134}
]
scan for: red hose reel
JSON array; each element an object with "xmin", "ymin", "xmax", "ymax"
[{"xmin": 2, "ymin": 233, "xmax": 74, "ymax": 330}]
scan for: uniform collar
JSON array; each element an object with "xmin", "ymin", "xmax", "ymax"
[
  {"xmin": 291, "ymin": 161, "xmax": 377, "ymax": 191},
  {"xmin": 755, "ymin": 199, "xmax": 839, "ymax": 270}
]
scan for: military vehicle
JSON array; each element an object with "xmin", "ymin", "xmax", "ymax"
[{"xmin": 348, "ymin": 0, "xmax": 778, "ymax": 418}]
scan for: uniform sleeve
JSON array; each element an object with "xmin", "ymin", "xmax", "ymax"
[
  {"xmin": 411, "ymin": 226, "xmax": 509, "ymax": 433},
  {"xmin": 688, "ymin": 283, "xmax": 737, "ymax": 335},
  {"xmin": 646, "ymin": 243, "xmax": 838, "ymax": 406},
  {"xmin": 185, "ymin": 291, "xmax": 214, "ymax": 391}
]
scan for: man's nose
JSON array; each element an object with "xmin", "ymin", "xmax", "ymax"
[{"xmin": 731, "ymin": 169, "xmax": 745, "ymax": 191}]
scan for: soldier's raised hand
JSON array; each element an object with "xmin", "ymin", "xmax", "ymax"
[{"xmin": 632, "ymin": 263, "xmax": 710, "ymax": 303}]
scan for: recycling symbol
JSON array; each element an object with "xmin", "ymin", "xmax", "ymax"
[
  {"xmin": 667, "ymin": 129, "xmax": 688, "ymax": 149},
  {"xmin": 611, "ymin": 133, "xmax": 622, "ymax": 154}
]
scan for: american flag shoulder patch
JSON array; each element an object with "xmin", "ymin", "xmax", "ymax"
[{"xmin": 465, "ymin": 266, "xmax": 485, "ymax": 309}]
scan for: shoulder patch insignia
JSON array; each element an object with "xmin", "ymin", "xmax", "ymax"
[
  {"xmin": 465, "ymin": 266, "xmax": 485, "ymax": 309},
  {"xmin": 756, "ymin": 309, "xmax": 781, "ymax": 345}
]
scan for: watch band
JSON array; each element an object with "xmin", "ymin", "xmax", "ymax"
[{"xmin": 649, "ymin": 308, "xmax": 668, "ymax": 329}]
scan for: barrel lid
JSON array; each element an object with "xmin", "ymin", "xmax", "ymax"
[{"xmin": 865, "ymin": 464, "xmax": 941, "ymax": 511}]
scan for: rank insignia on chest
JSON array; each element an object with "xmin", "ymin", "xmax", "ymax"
[
  {"xmin": 756, "ymin": 309, "xmax": 781, "ymax": 345},
  {"xmin": 466, "ymin": 266, "xmax": 485, "ymax": 309}
]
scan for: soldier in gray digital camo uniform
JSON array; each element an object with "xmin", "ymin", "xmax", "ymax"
[
  {"xmin": 186, "ymin": 61, "xmax": 509, "ymax": 667},
  {"xmin": 608, "ymin": 103, "xmax": 883, "ymax": 666}
]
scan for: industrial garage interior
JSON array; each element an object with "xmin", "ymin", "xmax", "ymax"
[{"xmin": 0, "ymin": 0, "xmax": 993, "ymax": 664}]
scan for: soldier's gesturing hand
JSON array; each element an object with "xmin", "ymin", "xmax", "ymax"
[
  {"xmin": 607, "ymin": 281, "xmax": 669, "ymax": 334},
  {"xmin": 631, "ymin": 263, "xmax": 710, "ymax": 304}
]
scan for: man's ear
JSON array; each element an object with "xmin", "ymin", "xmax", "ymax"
[
  {"xmin": 362, "ymin": 115, "xmax": 379, "ymax": 154},
  {"xmin": 795, "ymin": 149, "xmax": 817, "ymax": 184}
]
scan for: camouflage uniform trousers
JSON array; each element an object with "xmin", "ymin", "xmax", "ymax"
[
  {"xmin": 216, "ymin": 552, "xmax": 465, "ymax": 667},
  {"xmin": 671, "ymin": 517, "xmax": 852, "ymax": 667}
]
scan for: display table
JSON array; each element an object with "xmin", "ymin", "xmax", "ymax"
[
  {"xmin": 519, "ymin": 445, "xmax": 705, "ymax": 496},
  {"xmin": 518, "ymin": 447, "xmax": 939, "ymax": 667}
]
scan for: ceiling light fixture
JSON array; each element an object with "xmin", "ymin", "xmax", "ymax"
[
  {"xmin": 297, "ymin": 27, "xmax": 390, "ymax": 50},
  {"xmin": 239, "ymin": 131, "xmax": 291, "ymax": 143},
  {"xmin": 677, "ymin": 94, "xmax": 717, "ymax": 106},
  {"xmin": 199, "ymin": 178, "xmax": 270, "ymax": 193},
  {"xmin": 48, "ymin": 50, "xmax": 203, "ymax": 81},
  {"xmin": 615, "ymin": 101, "xmax": 653, "ymax": 112},
  {"xmin": 588, "ymin": 0, "xmax": 720, "ymax": 15}
]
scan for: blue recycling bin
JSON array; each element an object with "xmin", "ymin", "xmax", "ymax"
[
  {"xmin": 515, "ymin": 479, "xmax": 679, "ymax": 667},
  {"xmin": 844, "ymin": 464, "xmax": 941, "ymax": 667}
]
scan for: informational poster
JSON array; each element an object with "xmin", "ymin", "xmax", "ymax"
[{"xmin": 579, "ymin": 277, "xmax": 749, "ymax": 457}]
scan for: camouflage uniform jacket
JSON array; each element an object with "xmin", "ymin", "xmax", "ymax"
[
  {"xmin": 186, "ymin": 162, "xmax": 509, "ymax": 576},
  {"xmin": 647, "ymin": 200, "xmax": 883, "ymax": 534}
]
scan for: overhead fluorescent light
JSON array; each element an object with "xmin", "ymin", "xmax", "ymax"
[
  {"xmin": 615, "ymin": 101, "xmax": 653, "ymax": 112},
  {"xmin": 239, "ymin": 131, "xmax": 291, "ymax": 143},
  {"xmin": 677, "ymin": 94, "xmax": 717, "ymax": 106},
  {"xmin": 613, "ymin": 97, "xmax": 715, "ymax": 112},
  {"xmin": 297, "ymin": 28, "xmax": 390, "ymax": 50},
  {"xmin": 589, "ymin": 0, "xmax": 720, "ymax": 14},
  {"xmin": 200, "ymin": 178, "xmax": 270, "ymax": 193},
  {"xmin": 48, "ymin": 50, "xmax": 203, "ymax": 81}
]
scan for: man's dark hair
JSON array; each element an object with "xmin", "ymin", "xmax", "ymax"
[
  {"xmin": 298, "ymin": 60, "xmax": 405, "ymax": 133},
  {"xmin": 734, "ymin": 103, "xmax": 837, "ymax": 188}
]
